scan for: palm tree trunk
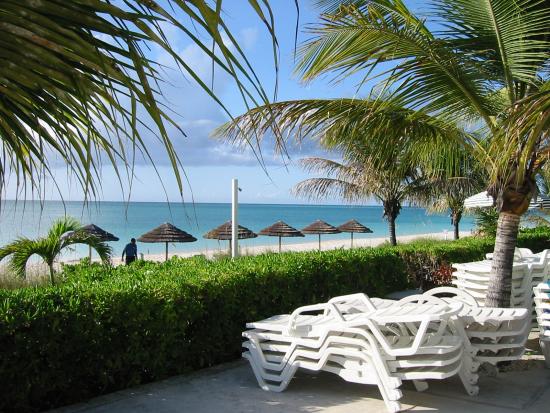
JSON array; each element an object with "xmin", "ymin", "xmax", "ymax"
[
  {"xmin": 388, "ymin": 217, "xmax": 397, "ymax": 246},
  {"xmin": 383, "ymin": 198, "xmax": 401, "ymax": 247},
  {"xmin": 451, "ymin": 209, "xmax": 462, "ymax": 240},
  {"xmin": 48, "ymin": 262, "xmax": 55, "ymax": 285},
  {"xmin": 453, "ymin": 221, "xmax": 460, "ymax": 240},
  {"xmin": 486, "ymin": 212, "xmax": 521, "ymax": 307}
]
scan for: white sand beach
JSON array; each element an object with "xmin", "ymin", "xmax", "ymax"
[
  {"xmin": 0, "ymin": 230, "xmax": 471, "ymax": 282},
  {"xmin": 106, "ymin": 230, "xmax": 472, "ymax": 265}
]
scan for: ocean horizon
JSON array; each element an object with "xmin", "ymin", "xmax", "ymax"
[{"xmin": 0, "ymin": 200, "xmax": 475, "ymax": 259}]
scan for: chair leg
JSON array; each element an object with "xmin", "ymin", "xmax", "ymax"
[
  {"xmin": 413, "ymin": 380, "xmax": 429, "ymax": 392},
  {"xmin": 541, "ymin": 339, "xmax": 550, "ymax": 369},
  {"xmin": 458, "ymin": 358, "xmax": 479, "ymax": 396}
]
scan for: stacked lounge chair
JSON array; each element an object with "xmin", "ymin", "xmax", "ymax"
[
  {"xmin": 243, "ymin": 289, "xmax": 529, "ymax": 413},
  {"xmin": 453, "ymin": 249, "xmax": 550, "ymax": 327},
  {"xmin": 334, "ymin": 289, "xmax": 529, "ymax": 366},
  {"xmin": 534, "ymin": 282, "xmax": 550, "ymax": 367},
  {"xmin": 419, "ymin": 288, "xmax": 530, "ymax": 364}
]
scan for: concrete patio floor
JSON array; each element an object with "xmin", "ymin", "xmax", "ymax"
[{"xmin": 53, "ymin": 357, "xmax": 550, "ymax": 413}]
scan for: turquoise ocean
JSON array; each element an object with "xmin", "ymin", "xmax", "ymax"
[{"xmin": 0, "ymin": 201, "xmax": 475, "ymax": 259}]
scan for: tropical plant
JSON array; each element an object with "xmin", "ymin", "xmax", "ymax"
[
  {"xmin": 294, "ymin": 151, "xmax": 425, "ymax": 246},
  {"xmin": 473, "ymin": 207, "xmax": 500, "ymax": 237},
  {"xmin": 0, "ymin": 0, "xmax": 279, "ymax": 200},
  {"xmin": 218, "ymin": 0, "xmax": 550, "ymax": 307},
  {"xmin": 0, "ymin": 217, "xmax": 111, "ymax": 284},
  {"xmin": 415, "ymin": 153, "xmax": 486, "ymax": 240}
]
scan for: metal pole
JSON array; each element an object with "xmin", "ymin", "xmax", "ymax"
[
  {"xmin": 351, "ymin": 233, "xmax": 354, "ymax": 249},
  {"xmin": 231, "ymin": 178, "xmax": 238, "ymax": 258},
  {"xmin": 165, "ymin": 242, "xmax": 168, "ymax": 261}
]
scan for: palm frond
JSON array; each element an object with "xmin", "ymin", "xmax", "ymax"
[
  {"xmin": 0, "ymin": 0, "xmax": 280, "ymax": 199},
  {"xmin": 66, "ymin": 232, "xmax": 112, "ymax": 265},
  {"xmin": 214, "ymin": 96, "xmax": 474, "ymax": 174},
  {"xmin": 435, "ymin": 0, "xmax": 550, "ymax": 97},
  {"xmin": 293, "ymin": 177, "xmax": 365, "ymax": 202},
  {"xmin": 299, "ymin": 157, "xmax": 356, "ymax": 177},
  {"xmin": 487, "ymin": 82, "xmax": 550, "ymax": 187},
  {"xmin": 294, "ymin": 0, "xmax": 498, "ymax": 125}
]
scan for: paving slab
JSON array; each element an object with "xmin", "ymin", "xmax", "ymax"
[{"xmin": 52, "ymin": 358, "xmax": 550, "ymax": 413}]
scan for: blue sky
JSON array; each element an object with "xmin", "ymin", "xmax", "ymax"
[{"xmin": 6, "ymin": 0, "xmax": 425, "ymax": 205}]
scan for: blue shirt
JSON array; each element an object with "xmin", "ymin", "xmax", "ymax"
[{"xmin": 123, "ymin": 243, "xmax": 137, "ymax": 257}]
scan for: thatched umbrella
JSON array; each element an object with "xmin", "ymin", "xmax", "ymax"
[
  {"xmin": 81, "ymin": 224, "xmax": 119, "ymax": 260},
  {"xmin": 203, "ymin": 221, "xmax": 257, "ymax": 254},
  {"xmin": 337, "ymin": 219, "xmax": 373, "ymax": 248},
  {"xmin": 138, "ymin": 222, "xmax": 197, "ymax": 261},
  {"xmin": 259, "ymin": 220, "xmax": 304, "ymax": 253},
  {"xmin": 301, "ymin": 220, "xmax": 341, "ymax": 251}
]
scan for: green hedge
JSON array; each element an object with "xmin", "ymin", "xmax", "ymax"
[
  {"xmin": 0, "ymin": 248, "xmax": 408, "ymax": 412},
  {"xmin": 1, "ymin": 227, "xmax": 549, "ymax": 412}
]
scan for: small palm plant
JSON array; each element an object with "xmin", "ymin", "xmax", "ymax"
[
  {"xmin": 473, "ymin": 208, "xmax": 500, "ymax": 237},
  {"xmin": 0, "ymin": 218, "xmax": 111, "ymax": 284}
]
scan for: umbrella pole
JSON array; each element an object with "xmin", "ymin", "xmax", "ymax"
[
  {"xmin": 351, "ymin": 233, "xmax": 354, "ymax": 249},
  {"xmin": 165, "ymin": 242, "xmax": 168, "ymax": 261},
  {"xmin": 229, "ymin": 239, "xmax": 232, "ymax": 255},
  {"xmin": 318, "ymin": 234, "xmax": 321, "ymax": 251},
  {"xmin": 279, "ymin": 236, "xmax": 281, "ymax": 253},
  {"xmin": 89, "ymin": 245, "xmax": 92, "ymax": 262}
]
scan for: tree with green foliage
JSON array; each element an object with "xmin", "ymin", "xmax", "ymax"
[
  {"xmin": 0, "ymin": 217, "xmax": 111, "ymax": 284},
  {"xmin": 294, "ymin": 149, "xmax": 425, "ymax": 246},
  {"xmin": 218, "ymin": 0, "xmax": 550, "ymax": 307},
  {"xmin": 473, "ymin": 208, "xmax": 500, "ymax": 237},
  {"xmin": 415, "ymin": 152, "xmax": 486, "ymax": 240},
  {"xmin": 0, "ymin": 0, "xmax": 279, "ymax": 200}
]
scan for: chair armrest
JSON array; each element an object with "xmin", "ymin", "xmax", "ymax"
[{"xmin": 287, "ymin": 302, "xmax": 344, "ymax": 335}]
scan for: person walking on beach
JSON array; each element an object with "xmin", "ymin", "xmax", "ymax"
[{"xmin": 122, "ymin": 238, "xmax": 137, "ymax": 265}]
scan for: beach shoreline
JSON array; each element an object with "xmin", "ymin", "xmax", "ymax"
[{"xmin": 86, "ymin": 230, "xmax": 472, "ymax": 265}]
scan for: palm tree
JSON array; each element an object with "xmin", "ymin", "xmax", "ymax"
[
  {"xmin": 415, "ymin": 153, "xmax": 486, "ymax": 240},
  {"xmin": 294, "ymin": 152, "xmax": 425, "ymax": 246},
  {"xmin": 218, "ymin": 1, "xmax": 550, "ymax": 307},
  {"xmin": 418, "ymin": 177, "xmax": 483, "ymax": 240},
  {"xmin": 0, "ymin": 217, "xmax": 111, "ymax": 284},
  {"xmin": 217, "ymin": 98, "xmax": 466, "ymax": 243},
  {"xmin": 0, "ymin": 1, "xmax": 279, "ymax": 199}
]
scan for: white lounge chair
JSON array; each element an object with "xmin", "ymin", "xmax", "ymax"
[
  {"xmin": 243, "ymin": 298, "xmax": 468, "ymax": 412},
  {"xmin": 399, "ymin": 288, "xmax": 530, "ymax": 365},
  {"xmin": 452, "ymin": 258, "xmax": 546, "ymax": 326},
  {"xmin": 534, "ymin": 282, "xmax": 550, "ymax": 367}
]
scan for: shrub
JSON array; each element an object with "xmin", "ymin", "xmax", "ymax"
[
  {"xmin": 1, "ymin": 227, "xmax": 549, "ymax": 412},
  {"xmin": 395, "ymin": 227, "xmax": 550, "ymax": 289},
  {"xmin": 0, "ymin": 248, "xmax": 408, "ymax": 412}
]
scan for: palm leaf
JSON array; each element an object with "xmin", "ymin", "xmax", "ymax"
[
  {"xmin": 215, "ymin": 96, "xmax": 473, "ymax": 176},
  {"xmin": 294, "ymin": 0, "xmax": 498, "ymax": 125},
  {"xmin": 0, "ymin": 0, "xmax": 280, "ymax": 199},
  {"xmin": 293, "ymin": 177, "xmax": 365, "ymax": 201},
  {"xmin": 0, "ymin": 216, "xmax": 111, "ymax": 280},
  {"xmin": 435, "ymin": 0, "xmax": 550, "ymax": 98}
]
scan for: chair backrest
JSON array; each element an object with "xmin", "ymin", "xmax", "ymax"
[
  {"xmin": 393, "ymin": 294, "xmax": 447, "ymax": 306},
  {"xmin": 518, "ymin": 247, "xmax": 534, "ymax": 258},
  {"xmin": 422, "ymin": 287, "xmax": 479, "ymax": 307},
  {"xmin": 328, "ymin": 293, "xmax": 377, "ymax": 312}
]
